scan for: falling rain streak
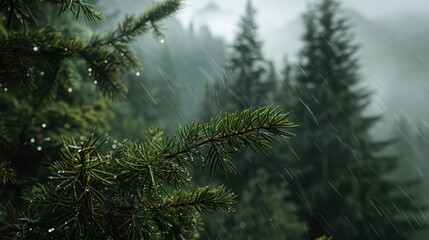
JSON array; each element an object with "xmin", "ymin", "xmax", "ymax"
[{"xmin": 299, "ymin": 98, "xmax": 319, "ymax": 125}]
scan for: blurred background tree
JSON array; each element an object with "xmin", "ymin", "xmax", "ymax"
[
  {"xmin": 281, "ymin": 0, "xmax": 428, "ymax": 238},
  {"xmin": 198, "ymin": 1, "xmax": 305, "ymax": 239}
]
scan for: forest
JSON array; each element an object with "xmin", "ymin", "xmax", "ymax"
[{"xmin": 0, "ymin": 0, "xmax": 428, "ymax": 239}]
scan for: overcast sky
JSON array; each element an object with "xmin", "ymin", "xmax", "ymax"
[{"xmin": 175, "ymin": 0, "xmax": 429, "ymax": 42}]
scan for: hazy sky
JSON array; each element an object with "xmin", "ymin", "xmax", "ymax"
[{"xmin": 176, "ymin": 0, "xmax": 429, "ymax": 42}]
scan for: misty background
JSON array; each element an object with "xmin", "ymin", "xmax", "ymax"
[{"xmin": 182, "ymin": 0, "xmax": 429, "ymax": 127}]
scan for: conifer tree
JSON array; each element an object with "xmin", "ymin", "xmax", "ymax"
[
  {"xmin": 199, "ymin": 1, "xmax": 304, "ymax": 239},
  {"xmin": 0, "ymin": 1, "xmax": 298, "ymax": 238},
  {"xmin": 201, "ymin": 0, "xmax": 271, "ymax": 119},
  {"xmin": 284, "ymin": 0, "xmax": 427, "ymax": 238},
  {"xmin": 200, "ymin": 0, "xmax": 278, "ymax": 178}
]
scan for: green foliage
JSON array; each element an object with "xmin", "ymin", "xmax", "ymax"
[
  {"xmin": 0, "ymin": 3, "xmax": 115, "ymax": 206},
  {"xmin": 0, "ymin": 0, "xmax": 103, "ymax": 29},
  {"xmin": 0, "ymin": 161, "xmax": 16, "ymax": 185},
  {"xmin": 315, "ymin": 237, "xmax": 332, "ymax": 240},
  {"xmin": 0, "ymin": 106, "xmax": 295, "ymax": 239},
  {"xmin": 0, "ymin": 0, "xmax": 183, "ymax": 204},
  {"xmin": 0, "ymin": 0, "xmax": 181, "ymax": 102}
]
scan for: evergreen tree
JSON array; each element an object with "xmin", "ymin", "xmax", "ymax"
[
  {"xmin": 200, "ymin": 0, "xmax": 278, "ymax": 179},
  {"xmin": 274, "ymin": 56, "xmax": 294, "ymax": 110},
  {"xmin": 284, "ymin": 0, "xmax": 427, "ymax": 238},
  {"xmin": 201, "ymin": 0, "xmax": 271, "ymax": 119},
  {"xmin": 199, "ymin": 1, "xmax": 304, "ymax": 239},
  {"xmin": 0, "ymin": 0, "xmax": 298, "ymax": 238}
]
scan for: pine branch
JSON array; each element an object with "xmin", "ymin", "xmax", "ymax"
[
  {"xmin": 56, "ymin": 0, "xmax": 103, "ymax": 22},
  {"xmin": 0, "ymin": 0, "xmax": 182, "ymax": 103},
  {"xmin": 0, "ymin": 106, "xmax": 296, "ymax": 238},
  {"xmin": 165, "ymin": 105, "xmax": 296, "ymax": 178},
  {"xmin": 0, "ymin": 161, "xmax": 16, "ymax": 184},
  {"xmin": 0, "ymin": 0, "xmax": 103, "ymax": 30},
  {"xmin": 90, "ymin": 0, "xmax": 181, "ymax": 46},
  {"xmin": 158, "ymin": 186, "xmax": 237, "ymax": 214}
]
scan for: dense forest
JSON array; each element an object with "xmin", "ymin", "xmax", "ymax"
[{"xmin": 0, "ymin": 0, "xmax": 428, "ymax": 239}]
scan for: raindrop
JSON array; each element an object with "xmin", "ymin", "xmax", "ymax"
[
  {"xmin": 40, "ymin": 71, "xmax": 45, "ymax": 76},
  {"xmin": 30, "ymin": 138, "xmax": 35, "ymax": 143},
  {"xmin": 3, "ymin": 88, "xmax": 7, "ymax": 92},
  {"xmin": 135, "ymin": 71, "xmax": 141, "ymax": 76},
  {"xmin": 33, "ymin": 46, "xmax": 39, "ymax": 51},
  {"xmin": 79, "ymin": 136, "xmax": 85, "ymax": 140},
  {"xmin": 37, "ymin": 146, "xmax": 42, "ymax": 151},
  {"xmin": 93, "ymin": 80, "xmax": 98, "ymax": 84},
  {"xmin": 160, "ymin": 38, "xmax": 165, "ymax": 43},
  {"xmin": 239, "ymin": 222, "xmax": 246, "ymax": 228},
  {"xmin": 44, "ymin": 137, "xmax": 51, "ymax": 141},
  {"xmin": 112, "ymin": 144, "xmax": 117, "ymax": 149},
  {"xmin": 120, "ymin": 53, "xmax": 124, "ymax": 56},
  {"xmin": 104, "ymin": 60, "xmax": 108, "ymax": 63},
  {"xmin": 88, "ymin": 68, "xmax": 92, "ymax": 72},
  {"xmin": 67, "ymin": 88, "xmax": 73, "ymax": 93},
  {"xmin": 42, "ymin": 123, "xmax": 47, "ymax": 128},
  {"xmin": 64, "ymin": 48, "xmax": 68, "ymax": 51},
  {"xmin": 48, "ymin": 228, "xmax": 54, "ymax": 233}
]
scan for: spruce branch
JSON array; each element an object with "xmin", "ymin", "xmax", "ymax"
[
  {"xmin": 0, "ymin": 161, "xmax": 16, "ymax": 184},
  {"xmin": 164, "ymin": 105, "xmax": 296, "ymax": 178},
  {"xmin": 158, "ymin": 185, "xmax": 237, "ymax": 214},
  {"xmin": 0, "ymin": 0, "xmax": 182, "ymax": 102},
  {"xmin": 0, "ymin": 0, "xmax": 103, "ymax": 30},
  {"xmin": 90, "ymin": 0, "xmax": 181, "ymax": 46},
  {"xmin": 0, "ymin": 106, "xmax": 296, "ymax": 238}
]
